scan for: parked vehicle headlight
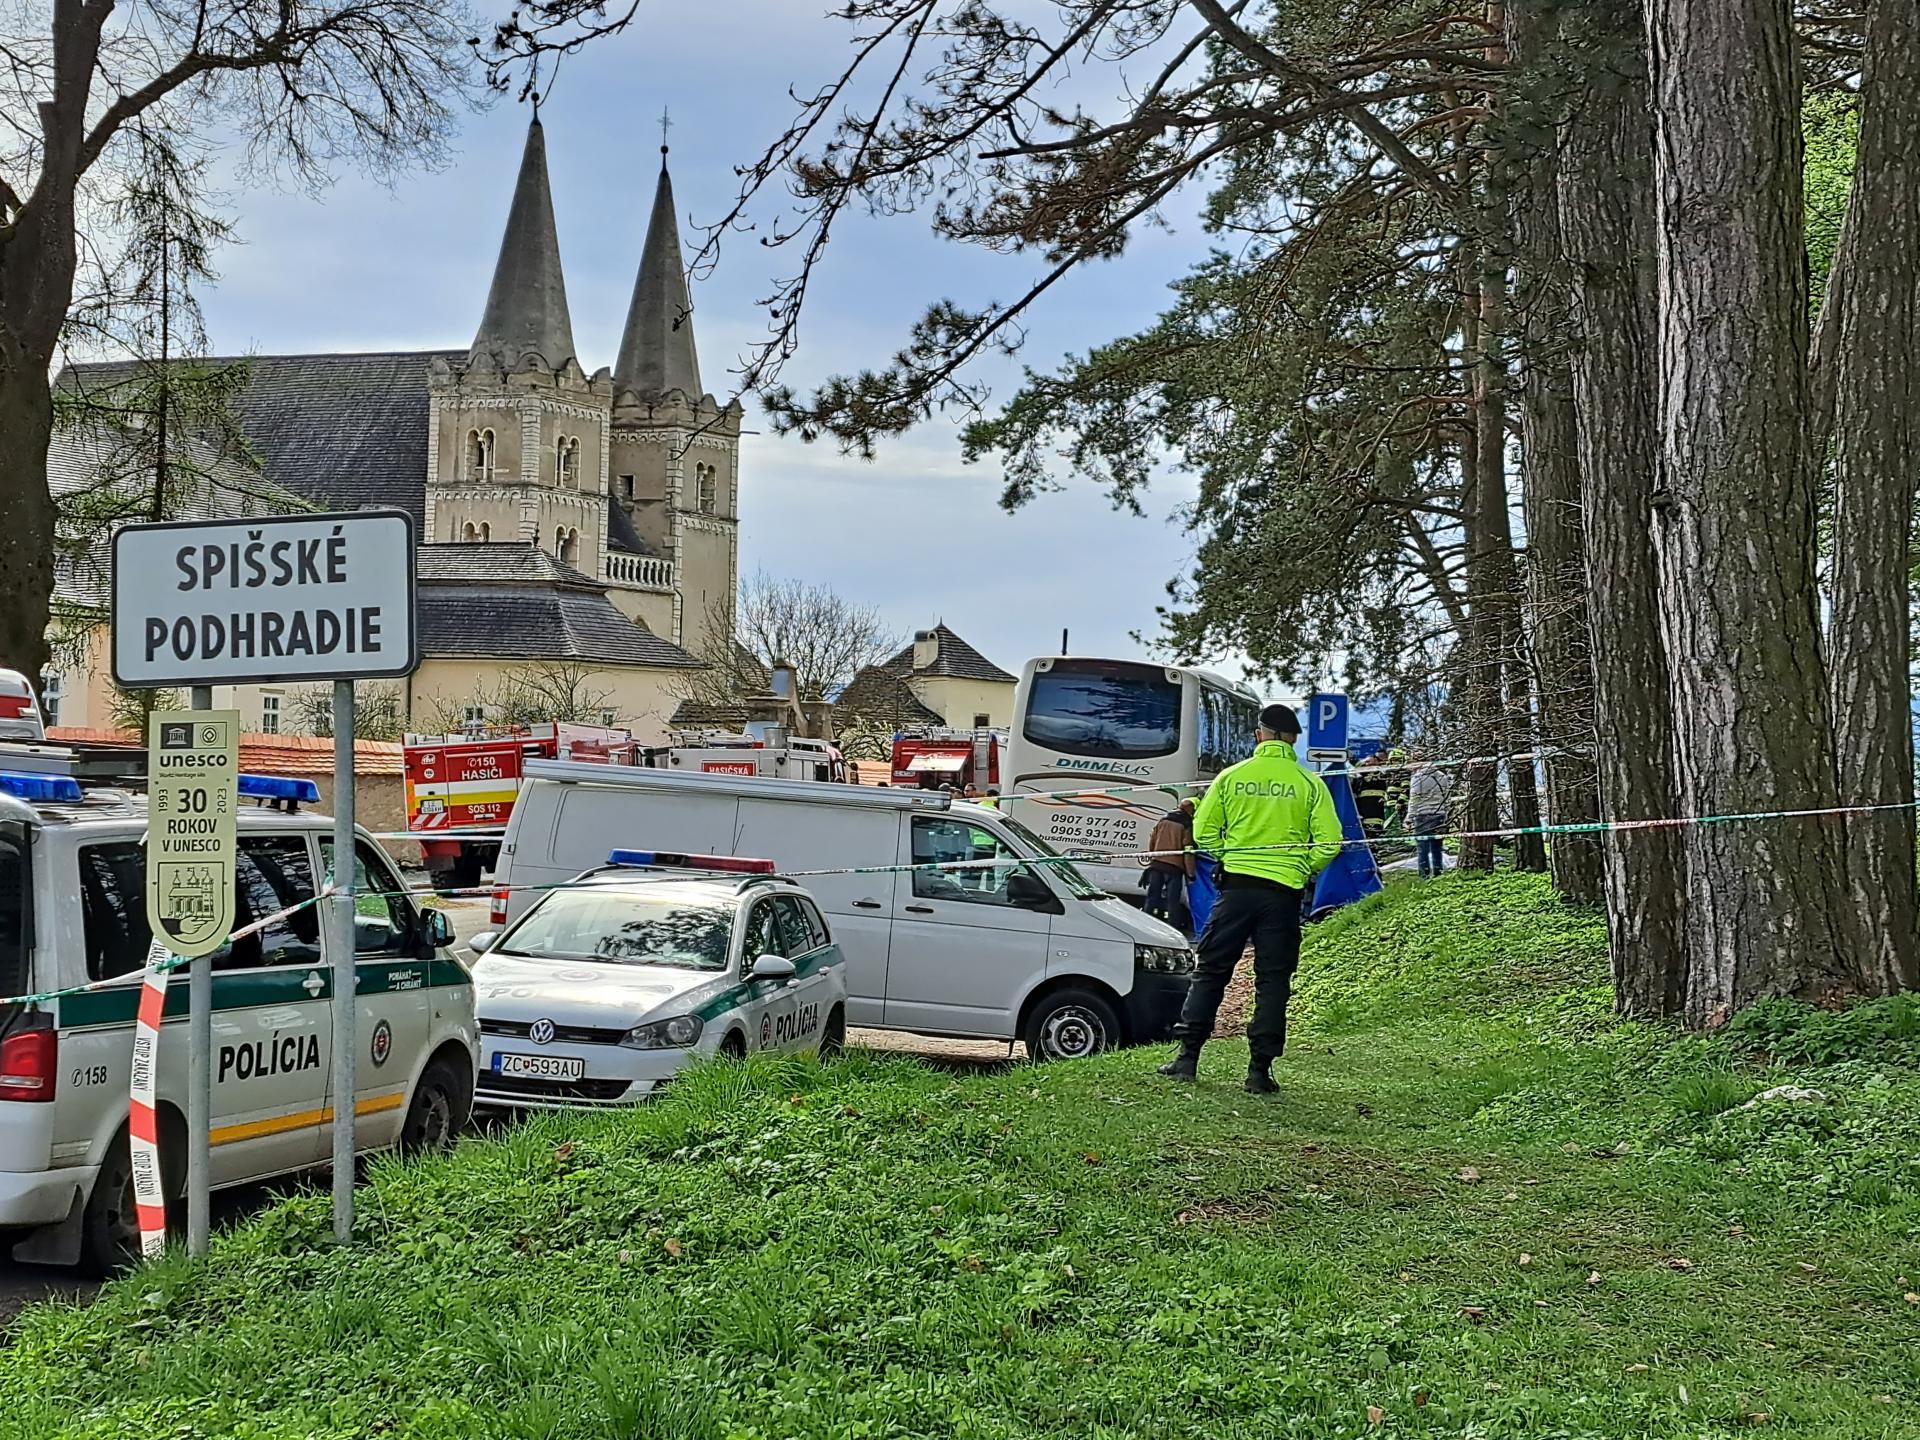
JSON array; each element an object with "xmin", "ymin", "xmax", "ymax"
[
  {"xmin": 620, "ymin": 1014, "xmax": 704, "ymax": 1049},
  {"xmin": 1135, "ymin": 944, "xmax": 1195, "ymax": 974}
]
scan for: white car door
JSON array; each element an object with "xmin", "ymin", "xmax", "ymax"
[
  {"xmin": 767, "ymin": 894, "xmax": 834, "ymax": 1053},
  {"xmin": 884, "ymin": 815, "xmax": 1054, "ymax": 1037},
  {"xmin": 737, "ymin": 897, "xmax": 797, "ymax": 1054}
]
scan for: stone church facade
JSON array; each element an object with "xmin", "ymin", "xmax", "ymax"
[{"xmin": 46, "ymin": 119, "xmax": 739, "ymax": 744}]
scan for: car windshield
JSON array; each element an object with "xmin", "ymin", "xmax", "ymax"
[
  {"xmin": 496, "ymin": 888, "xmax": 733, "ymax": 971},
  {"xmin": 996, "ymin": 815, "xmax": 1104, "ymax": 900}
]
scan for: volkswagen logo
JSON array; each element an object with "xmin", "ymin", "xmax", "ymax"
[{"xmin": 528, "ymin": 1018, "xmax": 557, "ymax": 1045}]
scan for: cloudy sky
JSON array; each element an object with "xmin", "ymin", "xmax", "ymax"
[{"xmin": 191, "ymin": 5, "xmax": 1240, "ymax": 683}]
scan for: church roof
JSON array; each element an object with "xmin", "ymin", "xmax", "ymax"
[
  {"xmin": 881, "ymin": 624, "xmax": 1016, "ymax": 683},
  {"xmin": 614, "ymin": 155, "xmax": 702, "ymax": 400},
  {"xmin": 415, "ymin": 542, "xmax": 702, "ymax": 669},
  {"xmin": 59, "ymin": 352, "xmax": 448, "ymax": 526},
  {"xmin": 471, "ymin": 118, "xmax": 577, "ymax": 366},
  {"xmin": 415, "ymin": 542, "xmax": 600, "ymax": 588}
]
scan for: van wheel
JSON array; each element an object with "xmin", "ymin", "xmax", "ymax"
[
  {"xmin": 400, "ymin": 1057, "xmax": 471, "ymax": 1155},
  {"xmin": 819, "ymin": 1005, "xmax": 846, "ymax": 1059},
  {"xmin": 1025, "ymin": 988, "xmax": 1120, "ymax": 1063},
  {"xmin": 80, "ymin": 1127, "xmax": 175, "ymax": 1276}
]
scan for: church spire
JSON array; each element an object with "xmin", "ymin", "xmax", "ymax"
[
  {"xmin": 614, "ymin": 143, "xmax": 702, "ymax": 400},
  {"xmin": 471, "ymin": 116, "xmax": 577, "ymax": 366}
]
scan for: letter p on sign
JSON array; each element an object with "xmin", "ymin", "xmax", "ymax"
[{"xmin": 1307, "ymin": 693, "xmax": 1349, "ymax": 752}]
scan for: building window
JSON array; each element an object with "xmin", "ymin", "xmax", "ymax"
[
  {"xmin": 973, "ymin": 713, "xmax": 990, "ymax": 729},
  {"xmin": 600, "ymin": 709, "xmax": 618, "ymax": 728},
  {"xmin": 462, "ymin": 704, "xmax": 487, "ymax": 733},
  {"xmin": 261, "ymin": 693, "xmax": 282, "ymax": 735},
  {"xmin": 38, "ymin": 671, "xmax": 60, "ymax": 728},
  {"xmin": 619, "ymin": 474, "xmax": 635, "ymax": 500},
  {"xmin": 467, "ymin": 428, "xmax": 495, "ymax": 482},
  {"xmin": 556, "ymin": 435, "xmax": 579, "ymax": 489},
  {"xmin": 696, "ymin": 462, "xmax": 716, "ymax": 515},
  {"xmin": 555, "ymin": 526, "xmax": 578, "ymax": 566},
  {"xmin": 460, "ymin": 521, "xmax": 493, "ymax": 543}
]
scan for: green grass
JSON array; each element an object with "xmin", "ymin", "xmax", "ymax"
[{"xmin": 6, "ymin": 873, "xmax": 1919, "ymax": 1438}]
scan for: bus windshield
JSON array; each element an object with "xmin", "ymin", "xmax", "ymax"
[
  {"xmin": 1022, "ymin": 662, "xmax": 1181, "ymax": 760},
  {"xmin": 997, "ymin": 815, "xmax": 1105, "ymax": 899}
]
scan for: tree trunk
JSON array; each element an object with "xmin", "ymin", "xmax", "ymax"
[
  {"xmin": 0, "ymin": 0, "xmax": 103, "ymax": 682},
  {"xmin": 1823, "ymin": 0, "xmax": 1920, "ymax": 996},
  {"xmin": 0, "ymin": 357, "xmax": 57, "ymax": 683},
  {"xmin": 1649, "ymin": 0, "xmax": 1864, "ymax": 1023},
  {"xmin": 1508, "ymin": 0, "xmax": 1603, "ymax": 905},
  {"xmin": 1556, "ymin": 2, "xmax": 1689, "ymax": 1015}
]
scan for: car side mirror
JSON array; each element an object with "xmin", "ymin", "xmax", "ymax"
[
  {"xmin": 749, "ymin": 954, "xmax": 797, "ymax": 982},
  {"xmin": 422, "ymin": 908, "xmax": 455, "ymax": 948},
  {"xmin": 468, "ymin": 931, "xmax": 497, "ymax": 954},
  {"xmin": 1006, "ymin": 870, "xmax": 1056, "ymax": 908}
]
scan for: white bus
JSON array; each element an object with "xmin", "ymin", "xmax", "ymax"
[{"xmin": 1003, "ymin": 657, "xmax": 1263, "ymax": 898}]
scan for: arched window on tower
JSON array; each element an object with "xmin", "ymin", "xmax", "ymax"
[
  {"xmin": 558, "ymin": 527, "xmax": 579, "ymax": 566},
  {"xmin": 479, "ymin": 521, "xmax": 491, "ymax": 541},
  {"xmin": 696, "ymin": 463, "xmax": 716, "ymax": 515},
  {"xmin": 556, "ymin": 435, "xmax": 579, "ymax": 488},
  {"xmin": 467, "ymin": 428, "xmax": 496, "ymax": 482},
  {"xmin": 461, "ymin": 521, "xmax": 479, "ymax": 542}
]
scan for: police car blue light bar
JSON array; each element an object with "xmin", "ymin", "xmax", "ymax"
[
  {"xmin": 237, "ymin": 774, "xmax": 322, "ymax": 803},
  {"xmin": 0, "ymin": 770, "xmax": 84, "ymax": 803},
  {"xmin": 608, "ymin": 849, "xmax": 777, "ymax": 875}
]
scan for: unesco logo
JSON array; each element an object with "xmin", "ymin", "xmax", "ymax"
[{"xmin": 528, "ymin": 1018, "xmax": 556, "ymax": 1045}]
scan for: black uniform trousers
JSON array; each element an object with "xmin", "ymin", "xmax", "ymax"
[{"xmin": 1173, "ymin": 873, "xmax": 1303, "ymax": 1064}]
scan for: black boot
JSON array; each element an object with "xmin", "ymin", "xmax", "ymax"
[
  {"xmin": 1158, "ymin": 1040, "xmax": 1202, "ymax": 1081},
  {"xmin": 1245, "ymin": 1061, "xmax": 1278, "ymax": 1096}
]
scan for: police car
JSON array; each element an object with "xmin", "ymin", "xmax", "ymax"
[
  {"xmin": 0, "ymin": 746, "xmax": 478, "ymax": 1271},
  {"xmin": 468, "ymin": 851, "xmax": 848, "ymax": 1111}
]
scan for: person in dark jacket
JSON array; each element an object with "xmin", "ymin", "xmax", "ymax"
[{"xmin": 1142, "ymin": 799, "xmax": 1196, "ymax": 932}]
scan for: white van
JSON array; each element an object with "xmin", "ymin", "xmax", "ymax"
[{"xmin": 492, "ymin": 762, "xmax": 1194, "ymax": 1062}]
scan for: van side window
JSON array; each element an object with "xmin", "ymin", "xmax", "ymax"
[
  {"xmin": 79, "ymin": 837, "xmax": 322, "ymax": 980},
  {"xmin": 909, "ymin": 817, "xmax": 1023, "ymax": 907},
  {"xmin": 321, "ymin": 839, "xmax": 416, "ymax": 956}
]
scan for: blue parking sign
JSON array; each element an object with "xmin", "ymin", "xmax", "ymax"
[{"xmin": 1307, "ymin": 693, "xmax": 1349, "ymax": 752}]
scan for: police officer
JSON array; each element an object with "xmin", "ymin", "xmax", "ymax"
[{"xmin": 1160, "ymin": 703, "xmax": 1343, "ymax": 1094}]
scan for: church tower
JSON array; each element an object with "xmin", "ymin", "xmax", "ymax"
[
  {"xmin": 425, "ymin": 118, "xmax": 614, "ymax": 574},
  {"xmin": 606, "ymin": 140, "xmax": 743, "ymax": 658}
]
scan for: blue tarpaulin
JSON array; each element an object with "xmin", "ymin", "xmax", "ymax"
[{"xmin": 1310, "ymin": 767, "xmax": 1383, "ymax": 918}]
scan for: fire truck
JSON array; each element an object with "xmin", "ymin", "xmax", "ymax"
[
  {"xmin": 403, "ymin": 724, "xmax": 846, "ymax": 888},
  {"xmin": 403, "ymin": 723, "xmax": 632, "ymax": 889},
  {"xmin": 889, "ymin": 727, "xmax": 1005, "ymax": 793}
]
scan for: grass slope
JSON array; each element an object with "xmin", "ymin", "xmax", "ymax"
[{"xmin": 6, "ymin": 874, "xmax": 1918, "ymax": 1439}]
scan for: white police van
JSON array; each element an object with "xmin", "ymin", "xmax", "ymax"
[
  {"xmin": 468, "ymin": 851, "xmax": 848, "ymax": 1111},
  {"xmin": 0, "ymin": 745, "xmax": 478, "ymax": 1270}
]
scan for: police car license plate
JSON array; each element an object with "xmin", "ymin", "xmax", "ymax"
[{"xmin": 493, "ymin": 1052, "xmax": 585, "ymax": 1081}]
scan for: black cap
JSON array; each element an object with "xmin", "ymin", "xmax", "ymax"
[{"xmin": 1258, "ymin": 703, "xmax": 1301, "ymax": 737}]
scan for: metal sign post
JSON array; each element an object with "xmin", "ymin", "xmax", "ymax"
[
  {"xmin": 330, "ymin": 680, "xmax": 357, "ymax": 1243},
  {"xmin": 112, "ymin": 510, "xmax": 417, "ymax": 1252}
]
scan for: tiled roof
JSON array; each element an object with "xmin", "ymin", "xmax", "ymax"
[
  {"xmin": 668, "ymin": 700, "xmax": 750, "ymax": 729},
  {"xmin": 881, "ymin": 623, "xmax": 1016, "ymax": 684},
  {"xmin": 415, "ymin": 542, "xmax": 599, "ymax": 588},
  {"xmin": 835, "ymin": 668, "xmax": 944, "ymax": 727},
  {"xmin": 60, "ymin": 351, "xmax": 452, "ymax": 525},
  {"xmin": 417, "ymin": 584, "xmax": 703, "ymax": 668},
  {"xmin": 47, "ymin": 727, "xmax": 406, "ymax": 776}
]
